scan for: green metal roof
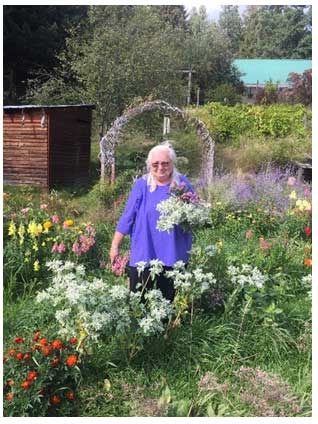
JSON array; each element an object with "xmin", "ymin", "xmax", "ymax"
[{"xmin": 233, "ymin": 59, "xmax": 312, "ymax": 85}]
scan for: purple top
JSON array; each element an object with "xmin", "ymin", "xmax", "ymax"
[{"xmin": 116, "ymin": 174, "xmax": 194, "ymax": 267}]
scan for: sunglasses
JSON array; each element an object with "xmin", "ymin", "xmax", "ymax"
[{"xmin": 151, "ymin": 161, "xmax": 171, "ymax": 168}]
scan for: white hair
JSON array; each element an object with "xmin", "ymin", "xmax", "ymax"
[{"xmin": 144, "ymin": 142, "xmax": 180, "ymax": 192}]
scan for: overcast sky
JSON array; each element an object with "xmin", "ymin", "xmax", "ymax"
[{"xmin": 181, "ymin": 2, "xmax": 247, "ymax": 21}]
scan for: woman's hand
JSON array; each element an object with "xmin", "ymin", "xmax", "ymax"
[{"xmin": 109, "ymin": 246, "xmax": 119, "ymax": 265}]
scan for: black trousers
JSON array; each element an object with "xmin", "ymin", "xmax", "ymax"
[{"xmin": 129, "ymin": 266, "xmax": 176, "ymax": 302}]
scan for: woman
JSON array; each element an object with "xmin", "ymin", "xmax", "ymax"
[{"xmin": 109, "ymin": 143, "xmax": 194, "ymax": 302}]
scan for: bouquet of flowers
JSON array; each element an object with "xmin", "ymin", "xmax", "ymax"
[{"xmin": 156, "ymin": 182, "xmax": 211, "ymax": 233}]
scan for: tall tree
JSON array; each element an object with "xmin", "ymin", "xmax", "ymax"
[
  {"xmin": 239, "ymin": 5, "xmax": 312, "ymax": 58},
  {"xmin": 3, "ymin": 5, "xmax": 88, "ymax": 103},
  {"xmin": 26, "ymin": 6, "xmax": 187, "ymax": 132},
  {"xmin": 218, "ymin": 6, "xmax": 243, "ymax": 56}
]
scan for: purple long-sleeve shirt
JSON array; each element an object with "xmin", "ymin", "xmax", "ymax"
[{"xmin": 116, "ymin": 174, "xmax": 193, "ymax": 267}]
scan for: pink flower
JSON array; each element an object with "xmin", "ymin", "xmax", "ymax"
[
  {"xmin": 52, "ymin": 215, "xmax": 59, "ymax": 224},
  {"xmin": 304, "ymin": 226, "xmax": 311, "ymax": 237},
  {"xmin": 40, "ymin": 204, "xmax": 48, "ymax": 209},
  {"xmin": 304, "ymin": 188, "xmax": 311, "ymax": 198},
  {"xmin": 72, "ymin": 242, "xmax": 82, "ymax": 256},
  {"xmin": 287, "ymin": 176, "xmax": 296, "ymax": 186},
  {"xmin": 21, "ymin": 208, "xmax": 30, "ymax": 214},
  {"xmin": 112, "ymin": 254, "xmax": 129, "ymax": 276},
  {"xmin": 51, "ymin": 243, "xmax": 59, "ymax": 253},
  {"xmin": 259, "ymin": 238, "xmax": 270, "ymax": 249},
  {"xmin": 245, "ymin": 229, "xmax": 253, "ymax": 239},
  {"xmin": 57, "ymin": 243, "xmax": 66, "ymax": 253}
]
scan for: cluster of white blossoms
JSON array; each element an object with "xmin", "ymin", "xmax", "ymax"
[
  {"xmin": 301, "ymin": 274, "xmax": 312, "ymax": 299},
  {"xmin": 156, "ymin": 196, "xmax": 211, "ymax": 233},
  {"xmin": 227, "ymin": 264, "xmax": 268, "ymax": 289},
  {"xmin": 36, "ymin": 260, "xmax": 175, "ymax": 345},
  {"xmin": 165, "ymin": 260, "xmax": 216, "ymax": 297}
]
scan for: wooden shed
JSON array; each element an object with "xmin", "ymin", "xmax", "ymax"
[{"xmin": 3, "ymin": 104, "xmax": 95, "ymax": 189}]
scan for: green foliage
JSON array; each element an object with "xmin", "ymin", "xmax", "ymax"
[
  {"xmin": 192, "ymin": 102, "xmax": 311, "ymax": 144},
  {"xmin": 205, "ymin": 83, "xmax": 242, "ymax": 105}
]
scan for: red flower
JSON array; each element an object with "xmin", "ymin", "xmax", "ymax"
[
  {"xmin": 51, "ymin": 340, "xmax": 63, "ymax": 350},
  {"xmin": 6, "ymin": 393, "xmax": 13, "ymax": 401},
  {"xmin": 69, "ymin": 337, "xmax": 78, "ymax": 345},
  {"xmin": 21, "ymin": 381, "xmax": 31, "ymax": 390},
  {"xmin": 3, "ymin": 356, "xmax": 7, "ymax": 363},
  {"xmin": 24, "ymin": 353, "xmax": 32, "ymax": 361},
  {"xmin": 66, "ymin": 391, "xmax": 75, "ymax": 401},
  {"xmin": 15, "ymin": 352, "xmax": 24, "ymax": 361},
  {"xmin": 41, "ymin": 346, "xmax": 52, "ymax": 356},
  {"xmin": 14, "ymin": 337, "xmax": 24, "ymax": 344},
  {"xmin": 50, "ymin": 394, "xmax": 61, "ymax": 406},
  {"xmin": 8, "ymin": 348, "xmax": 16, "ymax": 356},
  {"xmin": 304, "ymin": 226, "xmax": 311, "ymax": 237},
  {"xmin": 66, "ymin": 354, "xmax": 78, "ymax": 366},
  {"xmin": 27, "ymin": 371, "xmax": 38, "ymax": 381},
  {"xmin": 39, "ymin": 388, "xmax": 46, "ymax": 396},
  {"xmin": 51, "ymin": 357, "xmax": 60, "ymax": 366},
  {"xmin": 39, "ymin": 338, "xmax": 48, "ymax": 346},
  {"xmin": 32, "ymin": 331, "xmax": 42, "ymax": 341},
  {"xmin": 7, "ymin": 379, "xmax": 15, "ymax": 387}
]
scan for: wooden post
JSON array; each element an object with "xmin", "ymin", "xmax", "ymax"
[
  {"xmin": 196, "ymin": 88, "xmax": 200, "ymax": 107},
  {"xmin": 187, "ymin": 70, "xmax": 192, "ymax": 105}
]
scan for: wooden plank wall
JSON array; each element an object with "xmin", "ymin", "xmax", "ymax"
[
  {"xmin": 3, "ymin": 110, "xmax": 49, "ymax": 187},
  {"xmin": 49, "ymin": 107, "xmax": 92, "ymax": 187}
]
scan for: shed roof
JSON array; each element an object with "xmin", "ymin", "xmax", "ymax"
[
  {"xmin": 3, "ymin": 104, "xmax": 95, "ymax": 111},
  {"xmin": 233, "ymin": 59, "xmax": 312, "ymax": 86}
]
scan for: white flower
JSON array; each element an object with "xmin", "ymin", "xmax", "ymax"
[
  {"xmin": 149, "ymin": 259, "xmax": 164, "ymax": 279},
  {"xmin": 136, "ymin": 261, "xmax": 147, "ymax": 276}
]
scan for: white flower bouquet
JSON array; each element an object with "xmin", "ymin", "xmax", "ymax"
[{"xmin": 156, "ymin": 182, "xmax": 211, "ymax": 233}]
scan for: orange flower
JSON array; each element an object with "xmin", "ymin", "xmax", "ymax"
[
  {"xmin": 15, "ymin": 352, "xmax": 24, "ymax": 361},
  {"xmin": 41, "ymin": 346, "xmax": 52, "ymax": 356},
  {"xmin": 27, "ymin": 371, "xmax": 38, "ymax": 381},
  {"xmin": 32, "ymin": 331, "xmax": 42, "ymax": 341},
  {"xmin": 31, "ymin": 344, "xmax": 39, "ymax": 351},
  {"xmin": 51, "ymin": 340, "xmax": 63, "ymax": 350},
  {"xmin": 66, "ymin": 391, "xmax": 75, "ymax": 401},
  {"xmin": 39, "ymin": 338, "xmax": 48, "ymax": 346},
  {"xmin": 7, "ymin": 379, "xmax": 15, "ymax": 387},
  {"xmin": 50, "ymin": 394, "xmax": 61, "ymax": 406},
  {"xmin": 66, "ymin": 354, "xmax": 78, "ymax": 366},
  {"xmin": 8, "ymin": 348, "xmax": 16, "ymax": 356},
  {"xmin": 69, "ymin": 337, "xmax": 78, "ymax": 345},
  {"xmin": 43, "ymin": 221, "xmax": 52, "ymax": 230},
  {"xmin": 6, "ymin": 392, "xmax": 13, "ymax": 401},
  {"xmin": 14, "ymin": 337, "xmax": 24, "ymax": 344},
  {"xmin": 51, "ymin": 357, "xmax": 60, "ymax": 367},
  {"xmin": 304, "ymin": 258, "xmax": 312, "ymax": 267},
  {"xmin": 21, "ymin": 381, "xmax": 31, "ymax": 390}
]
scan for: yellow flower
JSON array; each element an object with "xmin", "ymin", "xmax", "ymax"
[
  {"xmin": 64, "ymin": 219, "xmax": 74, "ymax": 227},
  {"xmin": 8, "ymin": 221, "xmax": 16, "ymax": 236},
  {"xmin": 33, "ymin": 260, "xmax": 40, "ymax": 271},
  {"xmin": 296, "ymin": 199, "xmax": 311, "ymax": 212},
  {"xmin": 28, "ymin": 221, "xmax": 38, "ymax": 237},
  {"xmin": 43, "ymin": 221, "xmax": 52, "ymax": 230},
  {"xmin": 216, "ymin": 240, "xmax": 223, "ymax": 249},
  {"xmin": 289, "ymin": 191, "xmax": 297, "ymax": 200},
  {"xmin": 18, "ymin": 224, "xmax": 25, "ymax": 245},
  {"xmin": 216, "ymin": 201, "xmax": 222, "ymax": 206},
  {"xmin": 41, "ymin": 242, "xmax": 46, "ymax": 247},
  {"xmin": 32, "ymin": 244, "xmax": 39, "ymax": 252},
  {"xmin": 37, "ymin": 224, "xmax": 43, "ymax": 234}
]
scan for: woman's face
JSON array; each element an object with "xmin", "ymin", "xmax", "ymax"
[{"xmin": 150, "ymin": 150, "xmax": 173, "ymax": 184}]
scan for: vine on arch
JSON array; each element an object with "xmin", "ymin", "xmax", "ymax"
[{"xmin": 99, "ymin": 100, "xmax": 214, "ymax": 186}]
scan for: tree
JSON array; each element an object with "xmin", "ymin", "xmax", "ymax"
[
  {"xmin": 26, "ymin": 6, "xmax": 187, "ymax": 132},
  {"xmin": 279, "ymin": 69, "xmax": 312, "ymax": 105},
  {"xmin": 3, "ymin": 5, "xmax": 88, "ymax": 103},
  {"xmin": 218, "ymin": 6, "xmax": 243, "ymax": 56},
  {"xmin": 239, "ymin": 5, "xmax": 312, "ymax": 59},
  {"xmin": 183, "ymin": 6, "xmax": 242, "ymax": 104}
]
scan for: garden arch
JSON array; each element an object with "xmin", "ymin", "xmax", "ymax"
[{"xmin": 99, "ymin": 100, "xmax": 214, "ymax": 186}]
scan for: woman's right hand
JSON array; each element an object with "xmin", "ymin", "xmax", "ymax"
[{"xmin": 109, "ymin": 246, "xmax": 119, "ymax": 265}]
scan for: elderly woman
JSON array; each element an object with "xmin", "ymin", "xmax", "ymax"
[{"xmin": 109, "ymin": 143, "xmax": 194, "ymax": 302}]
